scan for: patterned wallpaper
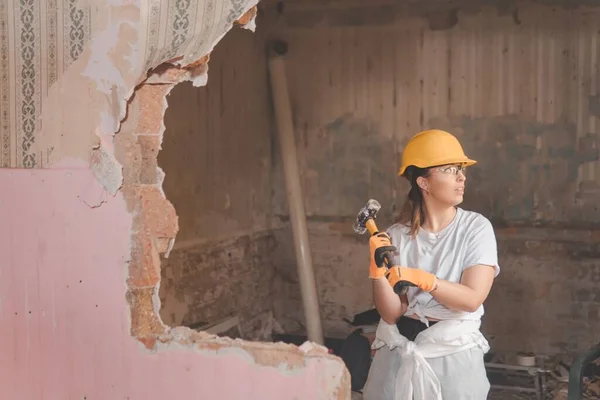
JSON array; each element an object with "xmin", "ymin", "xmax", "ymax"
[{"xmin": 0, "ymin": 0, "xmax": 256, "ymax": 168}]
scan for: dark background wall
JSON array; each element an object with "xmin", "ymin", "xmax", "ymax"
[
  {"xmin": 268, "ymin": 0, "xmax": 600, "ymax": 356},
  {"xmin": 158, "ymin": 0, "xmax": 600, "ymax": 355},
  {"xmin": 157, "ymin": 27, "xmax": 279, "ymax": 341}
]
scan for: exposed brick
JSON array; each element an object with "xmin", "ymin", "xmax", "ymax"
[
  {"xmin": 113, "ymin": 133, "xmax": 161, "ymax": 185},
  {"xmin": 138, "ymin": 336, "xmax": 158, "ymax": 351},
  {"xmin": 127, "ymin": 287, "xmax": 167, "ymax": 337},
  {"xmin": 146, "ymin": 64, "xmax": 192, "ymax": 84},
  {"xmin": 127, "ymin": 233, "xmax": 161, "ymax": 288},
  {"xmin": 120, "ymin": 185, "xmax": 178, "ymax": 238},
  {"xmin": 113, "ymin": 133, "xmax": 141, "ymax": 185},
  {"xmin": 135, "ymin": 84, "xmax": 172, "ymax": 135},
  {"xmin": 183, "ymin": 54, "xmax": 210, "ymax": 70},
  {"xmin": 119, "ymin": 184, "xmax": 140, "ymax": 213},
  {"xmin": 138, "ymin": 186, "xmax": 179, "ymax": 238},
  {"xmin": 138, "ymin": 135, "xmax": 161, "ymax": 184}
]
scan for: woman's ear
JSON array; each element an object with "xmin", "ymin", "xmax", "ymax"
[{"xmin": 416, "ymin": 176, "xmax": 428, "ymax": 193}]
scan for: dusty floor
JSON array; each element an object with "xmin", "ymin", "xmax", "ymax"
[
  {"xmin": 351, "ymin": 389, "xmax": 550, "ymax": 399},
  {"xmin": 488, "ymin": 390, "xmax": 543, "ymax": 399}
]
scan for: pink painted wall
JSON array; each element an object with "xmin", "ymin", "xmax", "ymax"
[{"xmin": 0, "ymin": 168, "xmax": 347, "ymax": 399}]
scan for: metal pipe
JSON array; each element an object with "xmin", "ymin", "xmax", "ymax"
[{"xmin": 267, "ymin": 40, "xmax": 324, "ymax": 345}]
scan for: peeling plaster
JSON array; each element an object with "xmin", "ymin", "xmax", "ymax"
[
  {"xmin": 35, "ymin": 0, "xmax": 261, "ymax": 192},
  {"xmin": 152, "ymin": 330, "xmax": 334, "ymax": 372},
  {"xmin": 82, "ymin": 21, "xmax": 135, "ymax": 95},
  {"xmin": 90, "ymin": 143, "xmax": 123, "ymax": 196},
  {"xmin": 18, "ymin": 0, "xmax": 351, "ymax": 396},
  {"xmin": 242, "ymin": 18, "xmax": 257, "ymax": 32},
  {"xmin": 0, "ymin": 168, "xmax": 351, "ymax": 398},
  {"xmin": 115, "ymin": 0, "xmax": 294, "ymax": 352},
  {"xmin": 190, "ymin": 67, "xmax": 209, "ymax": 88},
  {"xmin": 152, "ymin": 85, "xmax": 177, "ymax": 201}
]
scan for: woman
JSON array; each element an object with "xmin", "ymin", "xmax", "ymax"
[{"xmin": 362, "ymin": 129, "xmax": 500, "ymax": 400}]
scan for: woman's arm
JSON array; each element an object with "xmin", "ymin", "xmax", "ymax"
[
  {"xmin": 430, "ymin": 264, "xmax": 495, "ymax": 313},
  {"xmin": 372, "ymin": 277, "xmax": 408, "ymax": 324},
  {"xmin": 385, "ymin": 217, "xmax": 499, "ymax": 313}
]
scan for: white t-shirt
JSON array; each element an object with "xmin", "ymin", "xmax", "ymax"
[{"xmin": 385, "ymin": 207, "xmax": 500, "ymax": 324}]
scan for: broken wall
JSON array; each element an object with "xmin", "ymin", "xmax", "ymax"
[
  {"xmin": 264, "ymin": 0, "xmax": 600, "ymax": 356},
  {"xmin": 0, "ymin": 0, "xmax": 350, "ymax": 398},
  {"xmin": 157, "ymin": 27, "xmax": 279, "ymax": 340}
]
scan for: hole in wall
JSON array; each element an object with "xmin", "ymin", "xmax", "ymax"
[
  {"xmin": 156, "ymin": 26, "xmax": 282, "ymax": 342},
  {"xmin": 109, "ymin": 5, "xmax": 351, "ymax": 366}
]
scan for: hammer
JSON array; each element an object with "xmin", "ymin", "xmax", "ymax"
[
  {"xmin": 353, "ymin": 199, "xmax": 410, "ymax": 295},
  {"xmin": 353, "ymin": 199, "xmax": 395, "ymax": 269}
]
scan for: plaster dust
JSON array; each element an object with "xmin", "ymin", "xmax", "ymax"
[{"xmin": 152, "ymin": 325, "xmax": 338, "ymax": 372}]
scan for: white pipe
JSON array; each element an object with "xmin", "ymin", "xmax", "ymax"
[{"xmin": 267, "ymin": 41, "xmax": 324, "ymax": 345}]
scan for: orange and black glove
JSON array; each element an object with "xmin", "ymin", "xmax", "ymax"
[
  {"xmin": 369, "ymin": 233, "xmax": 396, "ymax": 279},
  {"xmin": 386, "ymin": 266, "xmax": 437, "ymax": 293}
]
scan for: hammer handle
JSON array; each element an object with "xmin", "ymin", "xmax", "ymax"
[
  {"xmin": 393, "ymin": 281, "xmax": 411, "ymax": 295},
  {"xmin": 365, "ymin": 215, "xmax": 407, "ymax": 294},
  {"xmin": 365, "ymin": 219, "xmax": 379, "ymax": 235},
  {"xmin": 366, "ymin": 218, "xmax": 395, "ymax": 269},
  {"xmin": 382, "ymin": 250, "xmax": 395, "ymax": 269}
]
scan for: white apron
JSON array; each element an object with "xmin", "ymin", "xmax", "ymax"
[{"xmin": 362, "ymin": 319, "xmax": 491, "ymax": 400}]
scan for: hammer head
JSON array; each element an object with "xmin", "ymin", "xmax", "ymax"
[{"xmin": 353, "ymin": 199, "xmax": 381, "ymax": 235}]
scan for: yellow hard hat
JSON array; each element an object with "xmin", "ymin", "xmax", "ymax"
[{"xmin": 398, "ymin": 129, "xmax": 477, "ymax": 176}]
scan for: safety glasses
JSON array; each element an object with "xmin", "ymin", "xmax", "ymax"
[{"xmin": 432, "ymin": 164, "xmax": 467, "ymax": 176}]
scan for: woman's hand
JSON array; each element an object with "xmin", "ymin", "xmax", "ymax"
[
  {"xmin": 368, "ymin": 233, "xmax": 396, "ymax": 279},
  {"xmin": 386, "ymin": 264, "xmax": 495, "ymax": 313},
  {"xmin": 386, "ymin": 266, "xmax": 436, "ymax": 292},
  {"xmin": 369, "ymin": 233, "xmax": 407, "ymax": 323}
]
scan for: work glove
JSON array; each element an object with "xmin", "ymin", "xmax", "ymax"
[
  {"xmin": 369, "ymin": 233, "xmax": 396, "ymax": 279},
  {"xmin": 386, "ymin": 266, "xmax": 437, "ymax": 292}
]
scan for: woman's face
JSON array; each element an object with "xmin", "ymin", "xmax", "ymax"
[{"xmin": 418, "ymin": 164, "xmax": 467, "ymax": 207}]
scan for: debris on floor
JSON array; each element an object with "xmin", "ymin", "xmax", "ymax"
[
  {"xmin": 486, "ymin": 352, "xmax": 600, "ymax": 399},
  {"xmin": 548, "ymin": 356, "xmax": 600, "ymax": 400},
  {"xmin": 187, "ymin": 315, "xmax": 244, "ymax": 339}
]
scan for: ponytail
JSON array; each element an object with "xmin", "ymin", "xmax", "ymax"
[{"xmin": 397, "ymin": 166, "xmax": 430, "ymax": 237}]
